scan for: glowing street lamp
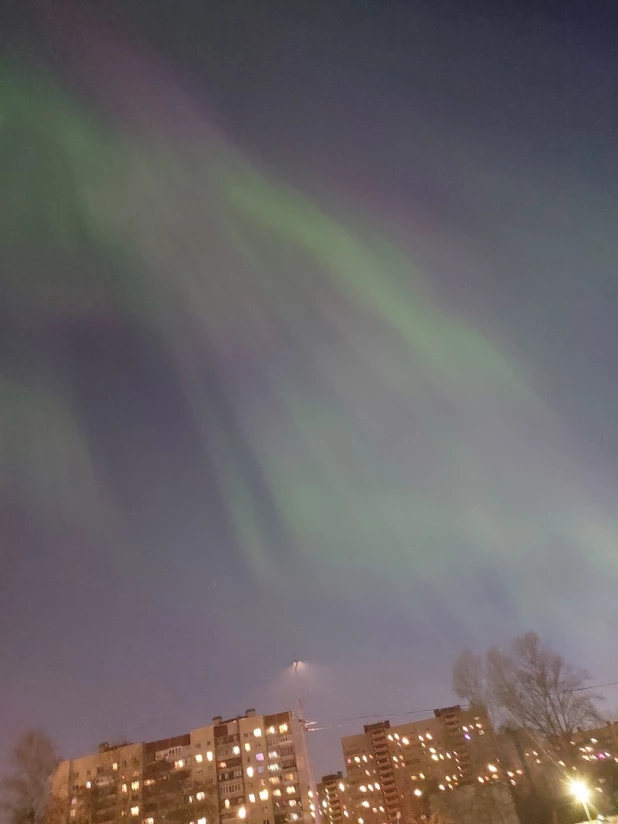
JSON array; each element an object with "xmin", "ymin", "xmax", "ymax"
[{"xmin": 570, "ymin": 780, "xmax": 593, "ymax": 822}]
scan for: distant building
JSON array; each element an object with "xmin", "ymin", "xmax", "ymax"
[
  {"xmin": 52, "ymin": 710, "xmax": 313, "ymax": 824},
  {"xmin": 316, "ymin": 773, "xmax": 349, "ymax": 824},
  {"xmin": 571, "ymin": 721, "xmax": 618, "ymax": 762},
  {"xmin": 340, "ymin": 705, "xmax": 498, "ymax": 824}
]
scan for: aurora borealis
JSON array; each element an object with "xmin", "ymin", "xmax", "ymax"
[{"xmin": 2, "ymin": 0, "xmax": 618, "ymax": 776}]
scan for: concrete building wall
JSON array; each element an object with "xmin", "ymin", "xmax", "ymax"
[
  {"xmin": 52, "ymin": 710, "xmax": 311, "ymax": 824},
  {"xmin": 341, "ymin": 706, "xmax": 497, "ymax": 824}
]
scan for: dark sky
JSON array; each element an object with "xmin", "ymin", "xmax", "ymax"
[{"xmin": 2, "ymin": 0, "xmax": 618, "ymax": 778}]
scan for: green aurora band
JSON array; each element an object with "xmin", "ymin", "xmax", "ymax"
[{"xmin": 2, "ymin": 62, "xmax": 616, "ymax": 634}]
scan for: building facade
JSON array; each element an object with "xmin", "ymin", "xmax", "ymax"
[
  {"xmin": 316, "ymin": 773, "xmax": 349, "ymax": 824},
  {"xmin": 52, "ymin": 710, "xmax": 313, "ymax": 824},
  {"xmin": 340, "ymin": 705, "xmax": 497, "ymax": 824}
]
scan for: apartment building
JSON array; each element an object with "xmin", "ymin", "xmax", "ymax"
[
  {"xmin": 340, "ymin": 705, "xmax": 496, "ymax": 824},
  {"xmin": 316, "ymin": 773, "xmax": 349, "ymax": 824},
  {"xmin": 52, "ymin": 710, "xmax": 313, "ymax": 824},
  {"xmin": 571, "ymin": 721, "xmax": 618, "ymax": 763}
]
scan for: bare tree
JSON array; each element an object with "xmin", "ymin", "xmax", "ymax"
[
  {"xmin": 431, "ymin": 782, "xmax": 518, "ymax": 824},
  {"xmin": 452, "ymin": 650, "xmax": 490, "ymax": 712},
  {"xmin": 1, "ymin": 730, "xmax": 60, "ymax": 824},
  {"xmin": 453, "ymin": 633, "xmax": 600, "ymax": 758},
  {"xmin": 487, "ymin": 633, "xmax": 600, "ymax": 757}
]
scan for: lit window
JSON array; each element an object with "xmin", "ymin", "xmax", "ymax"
[
  {"xmin": 86, "ymin": 782, "xmax": 92, "ymax": 790},
  {"xmin": 196, "ymin": 793, "xmax": 205, "ymax": 801},
  {"xmin": 368, "ymin": 785, "xmax": 373, "ymax": 792},
  {"xmin": 175, "ymin": 761, "xmax": 184, "ymax": 769},
  {"xmin": 132, "ymin": 782, "xmax": 140, "ymax": 791},
  {"xmin": 122, "ymin": 784, "xmax": 128, "ymax": 794},
  {"xmin": 338, "ymin": 783, "xmax": 345, "ymax": 791},
  {"xmin": 414, "ymin": 790, "xmax": 422, "ymax": 798},
  {"xmin": 359, "ymin": 786, "xmax": 367, "ymax": 793},
  {"xmin": 225, "ymin": 801, "xmax": 231, "ymax": 809},
  {"xmin": 268, "ymin": 752, "xmax": 278, "ymax": 759},
  {"xmin": 402, "ymin": 738, "xmax": 409, "ymax": 746},
  {"xmin": 354, "ymin": 757, "xmax": 360, "ymax": 764},
  {"xmin": 289, "ymin": 800, "xmax": 297, "ymax": 808},
  {"xmin": 273, "ymin": 790, "xmax": 282, "ymax": 797},
  {"xmin": 487, "ymin": 764, "xmax": 497, "ymax": 773},
  {"xmin": 256, "ymin": 754, "xmax": 265, "ymax": 762},
  {"xmin": 145, "ymin": 819, "xmax": 154, "ymax": 824},
  {"xmin": 439, "ymin": 785, "xmax": 445, "ymax": 791},
  {"xmin": 291, "ymin": 816, "xmax": 298, "ymax": 822},
  {"xmin": 247, "ymin": 767, "xmax": 255, "ymax": 778},
  {"xmin": 245, "ymin": 744, "xmax": 251, "ymax": 753},
  {"xmin": 426, "ymin": 734, "xmax": 432, "ymax": 741},
  {"xmin": 198, "ymin": 818, "xmax": 207, "ymax": 824},
  {"xmin": 374, "ymin": 783, "xmax": 380, "ymax": 790},
  {"xmin": 131, "ymin": 808, "xmax": 139, "ymax": 817},
  {"xmin": 195, "ymin": 754, "xmax": 203, "ymax": 764},
  {"xmin": 207, "ymin": 752, "xmax": 214, "ymax": 762},
  {"xmin": 268, "ymin": 727, "xmax": 276, "ymax": 735},
  {"xmin": 233, "ymin": 747, "xmax": 241, "ymax": 756},
  {"xmin": 254, "ymin": 729, "xmax": 263, "ymax": 738},
  {"xmin": 279, "ymin": 724, "xmax": 288, "ymax": 734},
  {"xmin": 259, "ymin": 790, "xmax": 269, "ymax": 801},
  {"xmin": 286, "ymin": 787, "xmax": 295, "ymax": 795},
  {"xmin": 431, "ymin": 755, "xmax": 439, "ymax": 762},
  {"xmin": 249, "ymin": 795, "xmax": 256, "ymax": 803},
  {"xmin": 113, "ymin": 763, "xmax": 119, "ymax": 771},
  {"xmin": 70, "ymin": 811, "xmax": 76, "ymax": 819},
  {"xmin": 238, "ymin": 808, "xmax": 247, "ymax": 820},
  {"xmin": 361, "ymin": 802, "xmax": 369, "ymax": 809}
]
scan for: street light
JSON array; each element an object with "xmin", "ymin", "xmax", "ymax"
[
  {"xmin": 293, "ymin": 661, "xmax": 304, "ymax": 719},
  {"xmin": 291, "ymin": 661, "xmax": 320, "ymax": 824},
  {"xmin": 570, "ymin": 779, "xmax": 593, "ymax": 822}
]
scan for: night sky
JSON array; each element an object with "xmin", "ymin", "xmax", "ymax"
[{"xmin": 2, "ymin": 0, "xmax": 618, "ymax": 777}]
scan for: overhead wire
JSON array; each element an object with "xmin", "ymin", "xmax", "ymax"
[{"xmin": 306, "ymin": 680, "xmax": 618, "ymax": 732}]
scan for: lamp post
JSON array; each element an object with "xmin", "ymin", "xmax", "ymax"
[
  {"xmin": 292, "ymin": 661, "xmax": 321, "ymax": 824},
  {"xmin": 570, "ymin": 780, "xmax": 593, "ymax": 822},
  {"xmin": 294, "ymin": 660, "xmax": 303, "ymax": 720}
]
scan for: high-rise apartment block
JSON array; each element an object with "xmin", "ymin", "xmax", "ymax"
[
  {"xmin": 316, "ymin": 773, "xmax": 349, "ymax": 824},
  {"xmin": 52, "ymin": 710, "xmax": 312, "ymax": 824},
  {"xmin": 341, "ymin": 705, "xmax": 496, "ymax": 824}
]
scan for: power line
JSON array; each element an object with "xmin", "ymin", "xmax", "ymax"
[
  {"xmin": 575, "ymin": 680, "xmax": 618, "ymax": 693},
  {"xmin": 307, "ymin": 706, "xmax": 458, "ymax": 731},
  {"xmin": 307, "ymin": 680, "xmax": 618, "ymax": 732}
]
